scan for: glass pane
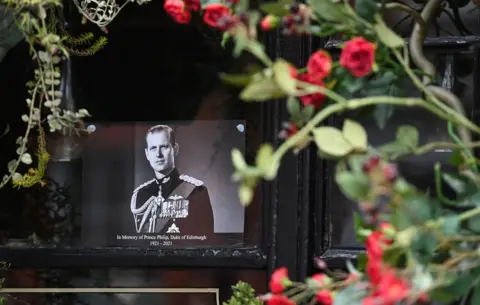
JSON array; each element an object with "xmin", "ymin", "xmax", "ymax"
[
  {"xmin": 0, "ymin": 3, "xmax": 262, "ymax": 249},
  {"xmin": 2, "ymin": 268, "xmax": 266, "ymax": 305},
  {"xmin": 328, "ymin": 51, "xmax": 476, "ymax": 247}
]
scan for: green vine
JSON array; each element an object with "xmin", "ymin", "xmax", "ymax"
[
  {"xmin": 0, "ymin": 0, "xmax": 91, "ymax": 189},
  {"xmin": 47, "ymin": 6, "xmax": 108, "ymax": 56}
]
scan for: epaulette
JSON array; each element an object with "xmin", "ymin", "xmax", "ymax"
[
  {"xmin": 179, "ymin": 174, "xmax": 204, "ymax": 187},
  {"xmin": 133, "ymin": 179, "xmax": 156, "ymax": 193}
]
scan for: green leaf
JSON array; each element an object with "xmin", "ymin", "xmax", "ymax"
[
  {"xmin": 232, "ymin": 149, "xmax": 247, "ymax": 170},
  {"xmin": 377, "ymin": 142, "xmax": 408, "ymax": 154},
  {"xmin": 221, "ymin": 32, "xmax": 231, "ymax": 48},
  {"xmin": 335, "ymin": 171, "xmax": 370, "ymax": 201},
  {"xmin": 259, "ymin": 2, "xmax": 290, "ymax": 16},
  {"xmin": 286, "ymin": 96, "xmax": 301, "ymax": 116},
  {"xmin": 411, "ymin": 232, "xmax": 438, "ymax": 264},
  {"xmin": 471, "ymin": 284, "xmax": 480, "ymax": 305},
  {"xmin": 272, "ymin": 59, "xmax": 297, "ymax": 95},
  {"xmin": 244, "ymin": 40, "xmax": 272, "ymax": 67},
  {"xmin": 343, "ymin": 74, "xmax": 365, "ymax": 93},
  {"xmin": 467, "ymin": 215, "xmax": 480, "ymax": 232},
  {"xmin": 353, "ymin": 212, "xmax": 373, "ymax": 242},
  {"xmin": 309, "ymin": 0, "xmax": 351, "ymax": 23},
  {"xmin": 255, "ymin": 143, "xmax": 273, "ymax": 171},
  {"xmin": 442, "ymin": 173, "xmax": 467, "ymax": 195},
  {"xmin": 373, "ymin": 14, "xmax": 404, "ymax": 49},
  {"xmin": 219, "ymin": 73, "xmax": 253, "ymax": 87},
  {"xmin": 313, "ymin": 127, "xmax": 353, "ymax": 157},
  {"xmin": 354, "ymin": 0, "xmax": 378, "ymax": 22},
  {"xmin": 240, "ymin": 77, "xmax": 285, "ymax": 101},
  {"xmin": 373, "ymin": 104, "xmax": 394, "ymax": 130},
  {"xmin": 441, "ymin": 216, "xmax": 460, "ymax": 236},
  {"xmin": 396, "ymin": 125, "xmax": 419, "ymax": 149},
  {"xmin": 238, "ymin": 183, "xmax": 254, "ymax": 206},
  {"xmin": 356, "ymin": 253, "xmax": 367, "ymax": 271},
  {"xmin": 457, "ymin": 189, "xmax": 480, "ymax": 207},
  {"xmin": 342, "ymin": 119, "xmax": 368, "ymax": 151},
  {"xmin": 403, "ymin": 196, "xmax": 437, "ymax": 222},
  {"xmin": 369, "ymin": 71, "xmax": 397, "ymax": 86},
  {"xmin": 348, "ymin": 155, "xmax": 367, "ymax": 174},
  {"xmin": 301, "ymin": 105, "xmax": 315, "ymax": 124},
  {"xmin": 430, "ymin": 288, "xmax": 457, "ymax": 303},
  {"xmin": 443, "ymin": 268, "xmax": 480, "ymax": 298},
  {"xmin": 233, "ymin": 35, "xmax": 247, "ymax": 57},
  {"xmin": 382, "ymin": 246, "xmax": 405, "ymax": 267},
  {"xmin": 448, "ymin": 150, "xmax": 464, "ymax": 166},
  {"xmin": 393, "ymin": 178, "xmax": 415, "ymax": 196}
]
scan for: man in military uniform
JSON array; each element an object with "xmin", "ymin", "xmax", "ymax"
[{"xmin": 130, "ymin": 125, "xmax": 216, "ymax": 245}]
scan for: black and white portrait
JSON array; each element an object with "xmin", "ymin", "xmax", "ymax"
[{"xmin": 80, "ymin": 121, "xmax": 246, "ymax": 248}]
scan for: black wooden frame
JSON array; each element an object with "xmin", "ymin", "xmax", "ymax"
[{"xmin": 0, "ymin": 30, "xmax": 315, "ymax": 282}]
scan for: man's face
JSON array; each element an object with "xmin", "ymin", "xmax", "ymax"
[{"xmin": 145, "ymin": 131, "xmax": 176, "ymax": 174}]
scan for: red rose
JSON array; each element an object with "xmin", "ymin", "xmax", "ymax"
[
  {"xmin": 307, "ymin": 50, "xmax": 332, "ymax": 79},
  {"xmin": 379, "ymin": 222, "xmax": 396, "ymax": 236},
  {"xmin": 316, "ymin": 290, "xmax": 333, "ymax": 305},
  {"xmin": 267, "ymin": 295, "xmax": 295, "ymax": 305},
  {"xmin": 311, "ymin": 274, "xmax": 332, "ymax": 287},
  {"xmin": 269, "ymin": 267, "xmax": 291, "ymax": 294},
  {"xmin": 339, "ymin": 37, "xmax": 376, "ymax": 77},
  {"xmin": 261, "ymin": 15, "xmax": 280, "ymax": 31},
  {"xmin": 366, "ymin": 231, "xmax": 385, "ymax": 259},
  {"xmin": 203, "ymin": 3, "xmax": 232, "ymax": 29},
  {"xmin": 298, "ymin": 73, "xmax": 325, "ymax": 109},
  {"xmin": 184, "ymin": 0, "xmax": 200, "ymax": 11},
  {"xmin": 365, "ymin": 259, "xmax": 383, "ymax": 285},
  {"xmin": 164, "ymin": 0, "xmax": 191, "ymax": 24},
  {"xmin": 374, "ymin": 269, "xmax": 409, "ymax": 304}
]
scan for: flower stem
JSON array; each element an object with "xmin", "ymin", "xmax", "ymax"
[{"xmin": 270, "ymin": 95, "xmax": 480, "ymax": 171}]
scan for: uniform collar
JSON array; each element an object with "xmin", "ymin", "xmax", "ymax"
[{"xmin": 156, "ymin": 168, "xmax": 179, "ymax": 185}]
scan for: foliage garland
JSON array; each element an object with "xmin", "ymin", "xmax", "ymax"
[{"xmin": 160, "ymin": 0, "xmax": 480, "ymax": 303}]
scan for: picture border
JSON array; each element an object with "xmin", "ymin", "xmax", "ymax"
[{"xmin": 0, "ymin": 287, "xmax": 219, "ymax": 305}]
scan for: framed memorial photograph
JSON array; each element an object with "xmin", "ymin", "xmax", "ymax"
[
  {"xmin": 81, "ymin": 120, "xmax": 246, "ymax": 248},
  {"xmin": 0, "ymin": 0, "xmax": 282, "ymax": 269}
]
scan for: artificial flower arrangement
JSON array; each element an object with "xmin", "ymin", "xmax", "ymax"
[
  {"xmin": 3, "ymin": 0, "xmax": 480, "ymax": 304},
  {"xmin": 162, "ymin": 0, "xmax": 480, "ymax": 304}
]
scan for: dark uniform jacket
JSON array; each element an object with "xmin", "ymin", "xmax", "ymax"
[{"xmin": 130, "ymin": 169, "xmax": 216, "ymax": 246}]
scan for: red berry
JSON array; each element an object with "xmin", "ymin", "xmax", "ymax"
[
  {"xmin": 382, "ymin": 163, "xmax": 398, "ymax": 182},
  {"xmin": 362, "ymin": 155, "xmax": 381, "ymax": 172},
  {"xmin": 261, "ymin": 15, "xmax": 279, "ymax": 31},
  {"xmin": 316, "ymin": 290, "xmax": 333, "ymax": 305}
]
